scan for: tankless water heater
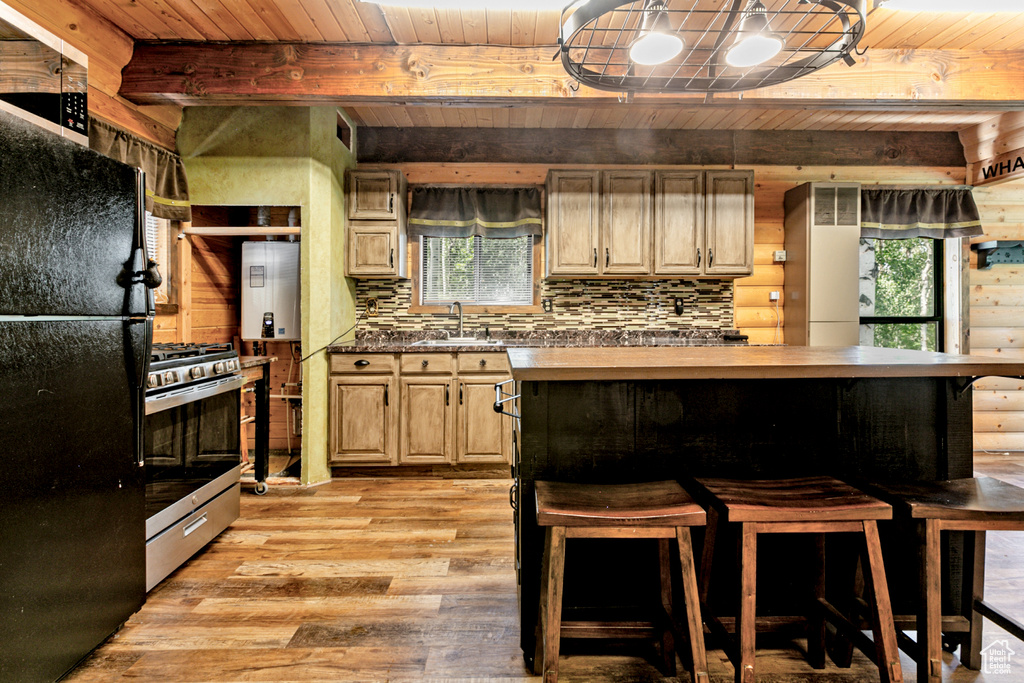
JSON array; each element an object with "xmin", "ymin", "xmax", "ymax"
[{"xmin": 241, "ymin": 241, "xmax": 300, "ymax": 341}]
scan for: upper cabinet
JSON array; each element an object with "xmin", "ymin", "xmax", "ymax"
[
  {"xmin": 347, "ymin": 170, "xmax": 405, "ymax": 220},
  {"xmin": 546, "ymin": 170, "xmax": 601, "ymax": 276},
  {"xmin": 345, "ymin": 170, "xmax": 408, "ymax": 278},
  {"xmin": 547, "ymin": 168, "xmax": 753, "ymax": 278}
]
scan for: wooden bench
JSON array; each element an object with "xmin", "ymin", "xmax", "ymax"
[
  {"xmin": 690, "ymin": 475, "xmax": 904, "ymax": 683},
  {"xmin": 533, "ymin": 480, "xmax": 708, "ymax": 683}
]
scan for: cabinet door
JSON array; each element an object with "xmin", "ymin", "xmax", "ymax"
[
  {"xmin": 348, "ymin": 222, "xmax": 398, "ymax": 277},
  {"xmin": 329, "ymin": 375, "xmax": 395, "ymax": 464},
  {"xmin": 348, "ymin": 170, "xmax": 402, "ymax": 220},
  {"xmin": 400, "ymin": 377, "xmax": 453, "ymax": 464},
  {"xmin": 456, "ymin": 375, "xmax": 511, "ymax": 464},
  {"xmin": 602, "ymin": 170, "xmax": 652, "ymax": 275},
  {"xmin": 654, "ymin": 171, "xmax": 703, "ymax": 275},
  {"xmin": 547, "ymin": 171, "xmax": 600, "ymax": 276},
  {"xmin": 705, "ymin": 170, "xmax": 754, "ymax": 276}
]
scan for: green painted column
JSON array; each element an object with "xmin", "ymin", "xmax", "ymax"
[{"xmin": 178, "ymin": 106, "xmax": 356, "ymax": 485}]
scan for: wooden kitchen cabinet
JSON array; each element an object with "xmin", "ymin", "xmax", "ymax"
[
  {"xmin": 329, "ymin": 373, "xmax": 396, "ymax": 465},
  {"xmin": 547, "ymin": 168, "xmax": 753, "ymax": 278},
  {"xmin": 602, "ymin": 170, "xmax": 652, "ymax": 275},
  {"xmin": 347, "ymin": 169, "xmax": 405, "ymax": 220},
  {"xmin": 455, "ymin": 352, "xmax": 512, "ymax": 464},
  {"xmin": 330, "ymin": 351, "xmax": 511, "ymax": 466},
  {"xmin": 546, "ymin": 170, "xmax": 600, "ymax": 276},
  {"xmin": 399, "ymin": 353, "xmax": 454, "ymax": 464},
  {"xmin": 704, "ymin": 170, "xmax": 755, "ymax": 276},
  {"xmin": 345, "ymin": 169, "xmax": 408, "ymax": 278},
  {"xmin": 653, "ymin": 170, "xmax": 704, "ymax": 275}
]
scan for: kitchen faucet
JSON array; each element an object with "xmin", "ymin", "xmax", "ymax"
[{"xmin": 448, "ymin": 301, "xmax": 464, "ymax": 339}]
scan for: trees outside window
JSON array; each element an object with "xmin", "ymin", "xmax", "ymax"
[
  {"xmin": 421, "ymin": 235, "xmax": 533, "ymax": 306},
  {"xmin": 859, "ymin": 237, "xmax": 943, "ymax": 352}
]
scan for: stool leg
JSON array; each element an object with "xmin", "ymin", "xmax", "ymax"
[
  {"xmin": 917, "ymin": 519, "xmax": 942, "ymax": 683},
  {"xmin": 808, "ymin": 533, "xmax": 827, "ymax": 669},
  {"xmin": 960, "ymin": 529, "xmax": 986, "ymax": 670},
  {"xmin": 699, "ymin": 507, "xmax": 719, "ymax": 604},
  {"xmin": 737, "ymin": 523, "xmax": 757, "ymax": 683},
  {"xmin": 658, "ymin": 537, "xmax": 677, "ymax": 676},
  {"xmin": 677, "ymin": 527, "xmax": 710, "ymax": 682},
  {"xmin": 535, "ymin": 526, "xmax": 566, "ymax": 683},
  {"xmin": 862, "ymin": 520, "xmax": 905, "ymax": 683}
]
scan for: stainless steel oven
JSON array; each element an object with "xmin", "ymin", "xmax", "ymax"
[{"xmin": 144, "ymin": 342, "xmax": 243, "ymax": 591}]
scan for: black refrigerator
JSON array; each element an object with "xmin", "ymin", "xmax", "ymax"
[{"xmin": 0, "ymin": 110, "xmax": 151, "ymax": 681}]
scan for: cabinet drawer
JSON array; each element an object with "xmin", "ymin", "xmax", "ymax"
[
  {"xmin": 400, "ymin": 353, "xmax": 454, "ymax": 374},
  {"xmin": 330, "ymin": 353, "xmax": 397, "ymax": 374},
  {"xmin": 457, "ymin": 352, "xmax": 511, "ymax": 373}
]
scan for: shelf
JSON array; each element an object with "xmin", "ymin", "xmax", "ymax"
[{"xmin": 185, "ymin": 226, "xmax": 301, "ymax": 237}]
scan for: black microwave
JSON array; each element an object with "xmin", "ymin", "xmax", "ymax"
[{"xmin": 0, "ymin": 7, "xmax": 88, "ymax": 145}]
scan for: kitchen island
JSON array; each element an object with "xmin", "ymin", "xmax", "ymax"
[{"xmin": 507, "ymin": 345, "xmax": 1024, "ymax": 665}]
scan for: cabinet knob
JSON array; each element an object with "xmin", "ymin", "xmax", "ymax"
[
  {"xmin": 422, "ymin": 359, "xmax": 429, "ymax": 367},
  {"xmin": 354, "ymin": 359, "xmax": 370, "ymax": 367},
  {"xmin": 593, "ymin": 248, "xmax": 597, "ymax": 267},
  {"xmin": 479, "ymin": 359, "xmax": 487, "ymax": 367},
  {"xmin": 696, "ymin": 248, "xmax": 701, "ymax": 268}
]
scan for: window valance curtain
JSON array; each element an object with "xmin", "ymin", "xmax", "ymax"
[
  {"xmin": 89, "ymin": 118, "xmax": 191, "ymax": 222},
  {"xmin": 408, "ymin": 186, "xmax": 542, "ymax": 238},
  {"xmin": 860, "ymin": 187, "xmax": 982, "ymax": 239}
]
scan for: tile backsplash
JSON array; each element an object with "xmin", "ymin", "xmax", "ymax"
[{"xmin": 354, "ymin": 279, "xmax": 733, "ymax": 333}]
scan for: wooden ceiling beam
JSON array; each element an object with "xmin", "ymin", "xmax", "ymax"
[
  {"xmin": 120, "ymin": 43, "xmax": 1024, "ymax": 108},
  {"xmin": 357, "ymin": 127, "xmax": 965, "ymax": 167}
]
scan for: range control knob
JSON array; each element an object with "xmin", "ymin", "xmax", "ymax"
[
  {"xmin": 163, "ymin": 371, "xmax": 176, "ymax": 384},
  {"xmin": 190, "ymin": 366, "xmax": 205, "ymax": 379},
  {"xmin": 147, "ymin": 374, "xmax": 161, "ymax": 389},
  {"xmin": 213, "ymin": 361, "xmax": 226, "ymax": 374}
]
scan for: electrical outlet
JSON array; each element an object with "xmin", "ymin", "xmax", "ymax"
[
  {"xmin": 773, "ymin": 250, "xmax": 787, "ymax": 262},
  {"xmin": 542, "ymin": 298, "xmax": 553, "ymax": 313},
  {"xmin": 674, "ymin": 298, "xmax": 685, "ymax": 315},
  {"xmin": 769, "ymin": 291, "xmax": 780, "ymax": 302}
]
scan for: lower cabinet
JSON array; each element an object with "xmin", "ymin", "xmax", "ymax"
[
  {"xmin": 330, "ymin": 351, "xmax": 512, "ymax": 466},
  {"xmin": 329, "ymin": 373, "xmax": 396, "ymax": 465}
]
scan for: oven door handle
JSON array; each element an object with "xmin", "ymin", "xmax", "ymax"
[{"xmin": 145, "ymin": 375, "xmax": 246, "ymax": 415}]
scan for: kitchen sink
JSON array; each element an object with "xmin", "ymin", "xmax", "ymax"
[{"xmin": 411, "ymin": 338, "xmax": 504, "ymax": 346}]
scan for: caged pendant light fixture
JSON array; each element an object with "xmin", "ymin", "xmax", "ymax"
[{"xmin": 557, "ymin": 0, "xmax": 867, "ymax": 94}]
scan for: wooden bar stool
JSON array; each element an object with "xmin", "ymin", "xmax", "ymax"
[
  {"xmin": 690, "ymin": 475, "xmax": 904, "ymax": 683},
  {"xmin": 533, "ymin": 480, "xmax": 709, "ymax": 683},
  {"xmin": 866, "ymin": 476, "xmax": 1024, "ymax": 683}
]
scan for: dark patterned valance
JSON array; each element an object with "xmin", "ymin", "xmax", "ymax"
[
  {"xmin": 408, "ymin": 186, "xmax": 542, "ymax": 238},
  {"xmin": 861, "ymin": 187, "xmax": 982, "ymax": 239},
  {"xmin": 89, "ymin": 118, "xmax": 191, "ymax": 222}
]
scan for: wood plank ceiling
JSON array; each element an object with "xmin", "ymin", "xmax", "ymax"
[{"xmin": 69, "ymin": 0, "xmax": 1024, "ymax": 132}]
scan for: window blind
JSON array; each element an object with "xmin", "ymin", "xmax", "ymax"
[{"xmin": 422, "ymin": 235, "xmax": 533, "ymax": 306}]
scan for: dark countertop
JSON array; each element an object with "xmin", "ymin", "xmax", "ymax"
[
  {"xmin": 326, "ymin": 329, "xmax": 749, "ymax": 353},
  {"xmin": 506, "ymin": 345, "xmax": 1024, "ymax": 381}
]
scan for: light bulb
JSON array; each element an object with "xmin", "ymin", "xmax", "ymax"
[
  {"xmin": 726, "ymin": 33, "xmax": 783, "ymax": 67},
  {"xmin": 629, "ymin": 32, "xmax": 684, "ymax": 65}
]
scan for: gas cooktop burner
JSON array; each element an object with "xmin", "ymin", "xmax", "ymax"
[
  {"xmin": 151, "ymin": 342, "xmax": 235, "ymax": 362},
  {"xmin": 147, "ymin": 342, "xmax": 241, "ymax": 395}
]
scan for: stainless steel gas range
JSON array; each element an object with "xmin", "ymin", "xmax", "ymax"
[{"xmin": 144, "ymin": 342, "xmax": 244, "ymax": 591}]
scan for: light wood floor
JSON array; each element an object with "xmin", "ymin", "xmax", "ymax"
[{"xmin": 65, "ymin": 455, "xmax": 1024, "ymax": 682}]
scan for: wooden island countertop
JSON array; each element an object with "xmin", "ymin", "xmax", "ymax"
[{"xmin": 507, "ymin": 345, "xmax": 1024, "ymax": 382}]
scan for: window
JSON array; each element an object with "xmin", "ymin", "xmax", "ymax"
[
  {"xmin": 144, "ymin": 210, "xmax": 174, "ymax": 306},
  {"xmin": 858, "ymin": 237, "xmax": 943, "ymax": 352},
  {"xmin": 421, "ymin": 235, "xmax": 533, "ymax": 306}
]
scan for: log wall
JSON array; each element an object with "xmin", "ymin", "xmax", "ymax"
[{"xmin": 969, "ymin": 181, "xmax": 1024, "ymax": 453}]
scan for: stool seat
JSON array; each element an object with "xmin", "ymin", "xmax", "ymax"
[
  {"xmin": 869, "ymin": 476, "xmax": 1024, "ymax": 521},
  {"xmin": 535, "ymin": 480, "xmax": 706, "ymax": 527},
  {"xmin": 864, "ymin": 476, "xmax": 1024, "ymax": 683},
  {"xmin": 696, "ymin": 475, "xmax": 893, "ymax": 523},
  {"xmin": 691, "ymin": 475, "xmax": 903, "ymax": 683},
  {"xmin": 533, "ymin": 479, "xmax": 708, "ymax": 683}
]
